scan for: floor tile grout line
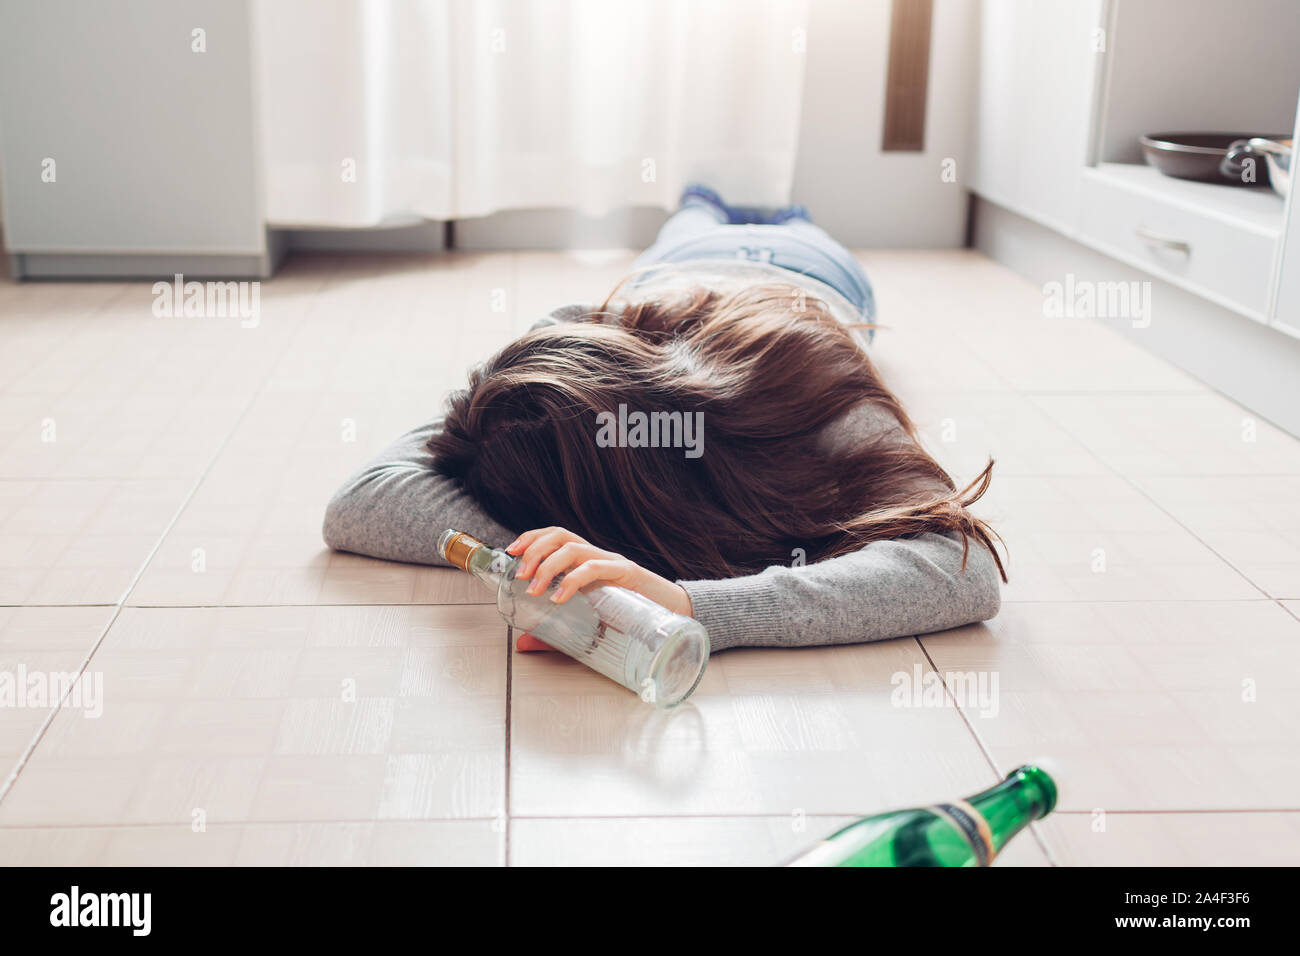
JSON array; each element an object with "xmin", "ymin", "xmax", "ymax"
[
  {"xmin": 1022, "ymin": 391, "xmax": 1279, "ymax": 603},
  {"xmin": 0, "ymin": 476, "xmax": 214, "ymax": 483},
  {"xmin": 3, "ymin": 806, "xmax": 1292, "ymax": 832},
  {"xmin": 1000, "ymin": 597, "xmax": 1300, "ymax": 610},
  {"xmin": 7, "ymin": 596, "xmax": 1281, "ymax": 611},
  {"xmin": 105, "ymin": 281, "xmax": 330, "ymax": 615},
  {"xmin": 980, "ymin": 304, "xmax": 1300, "ymax": 604},
  {"xmin": 0, "ymin": 604, "xmax": 119, "ymax": 609},
  {"xmin": 504, "ymin": 624, "xmax": 514, "ymax": 867},
  {"xmin": 913, "ymin": 636, "xmax": 1060, "ymax": 867},
  {"xmin": 924, "ymin": 315, "xmax": 1300, "ymax": 857},
  {"xmin": 8, "ymin": 599, "xmax": 1297, "ymax": 615},
  {"xmin": 503, "ymin": 807, "xmax": 1300, "ymax": 819},
  {"xmin": 114, "ymin": 602, "xmax": 497, "ymax": 609},
  {"xmin": 0, "ymin": 604, "xmax": 124, "ymax": 803},
  {"xmin": 913, "ymin": 635, "xmax": 1002, "ymax": 778},
  {"xmin": 1011, "ymin": 390, "xmax": 1210, "ymax": 396},
  {"xmin": 0, "ymin": 393, "xmax": 256, "ymax": 805},
  {"xmin": 0, "ymin": 291, "xmax": 319, "ymax": 808},
  {"xmin": 973, "ymin": 317, "xmax": 1299, "ymax": 859}
]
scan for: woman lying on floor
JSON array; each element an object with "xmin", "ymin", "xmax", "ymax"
[{"xmin": 322, "ymin": 187, "xmax": 1006, "ymax": 653}]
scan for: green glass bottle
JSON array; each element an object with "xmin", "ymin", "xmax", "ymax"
[{"xmin": 786, "ymin": 765, "xmax": 1057, "ymax": 867}]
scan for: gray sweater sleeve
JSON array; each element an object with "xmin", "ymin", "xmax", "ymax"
[
  {"xmin": 677, "ymin": 533, "xmax": 1001, "ymax": 652},
  {"xmin": 322, "ymin": 420, "xmax": 517, "ymax": 566}
]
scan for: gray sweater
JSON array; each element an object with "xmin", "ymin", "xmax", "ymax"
[{"xmin": 322, "ymin": 292, "xmax": 1002, "ymax": 652}]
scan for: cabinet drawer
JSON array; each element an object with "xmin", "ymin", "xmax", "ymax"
[{"xmin": 1078, "ymin": 166, "xmax": 1281, "ymax": 321}]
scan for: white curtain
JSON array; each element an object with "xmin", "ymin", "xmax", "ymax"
[{"xmin": 254, "ymin": 0, "xmax": 809, "ymax": 227}]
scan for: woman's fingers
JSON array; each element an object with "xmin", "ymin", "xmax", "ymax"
[
  {"xmin": 551, "ymin": 559, "xmax": 626, "ymax": 602},
  {"xmin": 508, "ymin": 527, "xmax": 563, "ymax": 565},
  {"xmin": 505, "ymin": 527, "xmax": 551, "ymax": 556},
  {"xmin": 505, "ymin": 528, "xmax": 631, "ymax": 604},
  {"xmin": 515, "ymin": 632, "xmax": 553, "ymax": 652},
  {"xmin": 513, "ymin": 528, "xmax": 584, "ymax": 579},
  {"xmin": 527, "ymin": 541, "xmax": 597, "ymax": 595}
]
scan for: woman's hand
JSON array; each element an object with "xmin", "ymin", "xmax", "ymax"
[{"xmin": 506, "ymin": 527, "xmax": 692, "ymax": 652}]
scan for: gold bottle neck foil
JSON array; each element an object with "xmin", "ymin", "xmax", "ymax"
[{"xmin": 442, "ymin": 531, "xmax": 485, "ymax": 572}]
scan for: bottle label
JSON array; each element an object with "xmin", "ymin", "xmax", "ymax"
[{"xmin": 930, "ymin": 800, "xmax": 996, "ymax": 867}]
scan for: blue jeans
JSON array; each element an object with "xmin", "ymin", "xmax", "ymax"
[{"xmin": 634, "ymin": 205, "xmax": 876, "ymax": 326}]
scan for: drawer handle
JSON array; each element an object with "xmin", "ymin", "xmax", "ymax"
[{"xmin": 1135, "ymin": 227, "xmax": 1190, "ymax": 255}]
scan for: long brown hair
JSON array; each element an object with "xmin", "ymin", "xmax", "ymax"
[{"xmin": 430, "ymin": 278, "xmax": 1006, "ymax": 583}]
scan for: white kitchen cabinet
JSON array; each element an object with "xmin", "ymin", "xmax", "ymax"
[
  {"xmin": 972, "ymin": 0, "xmax": 1300, "ymax": 435},
  {"xmin": 970, "ymin": 0, "xmax": 1106, "ymax": 235},
  {"xmin": 1083, "ymin": 0, "xmax": 1299, "ymax": 326},
  {"xmin": 974, "ymin": 0, "xmax": 1300, "ymax": 326},
  {"xmin": 0, "ymin": 0, "xmax": 272, "ymax": 278},
  {"xmin": 1269, "ymin": 103, "xmax": 1300, "ymax": 339},
  {"xmin": 1078, "ymin": 163, "xmax": 1282, "ymax": 322}
]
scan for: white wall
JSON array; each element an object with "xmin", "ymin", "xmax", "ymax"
[{"xmin": 790, "ymin": 0, "xmax": 977, "ymax": 248}]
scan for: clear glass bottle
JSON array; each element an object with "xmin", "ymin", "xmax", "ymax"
[{"xmin": 438, "ymin": 529, "xmax": 710, "ymax": 708}]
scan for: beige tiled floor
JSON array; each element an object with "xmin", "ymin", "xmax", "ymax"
[{"xmin": 1, "ymin": 248, "xmax": 1297, "ymax": 865}]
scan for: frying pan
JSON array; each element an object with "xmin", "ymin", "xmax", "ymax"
[{"xmin": 1139, "ymin": 132, "xmax": 1288, "ymax": 186}]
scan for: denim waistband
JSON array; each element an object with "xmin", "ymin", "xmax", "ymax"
[{"xmin": 640, "ymin": 226, "xmax": 875, "ymax": 321}]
